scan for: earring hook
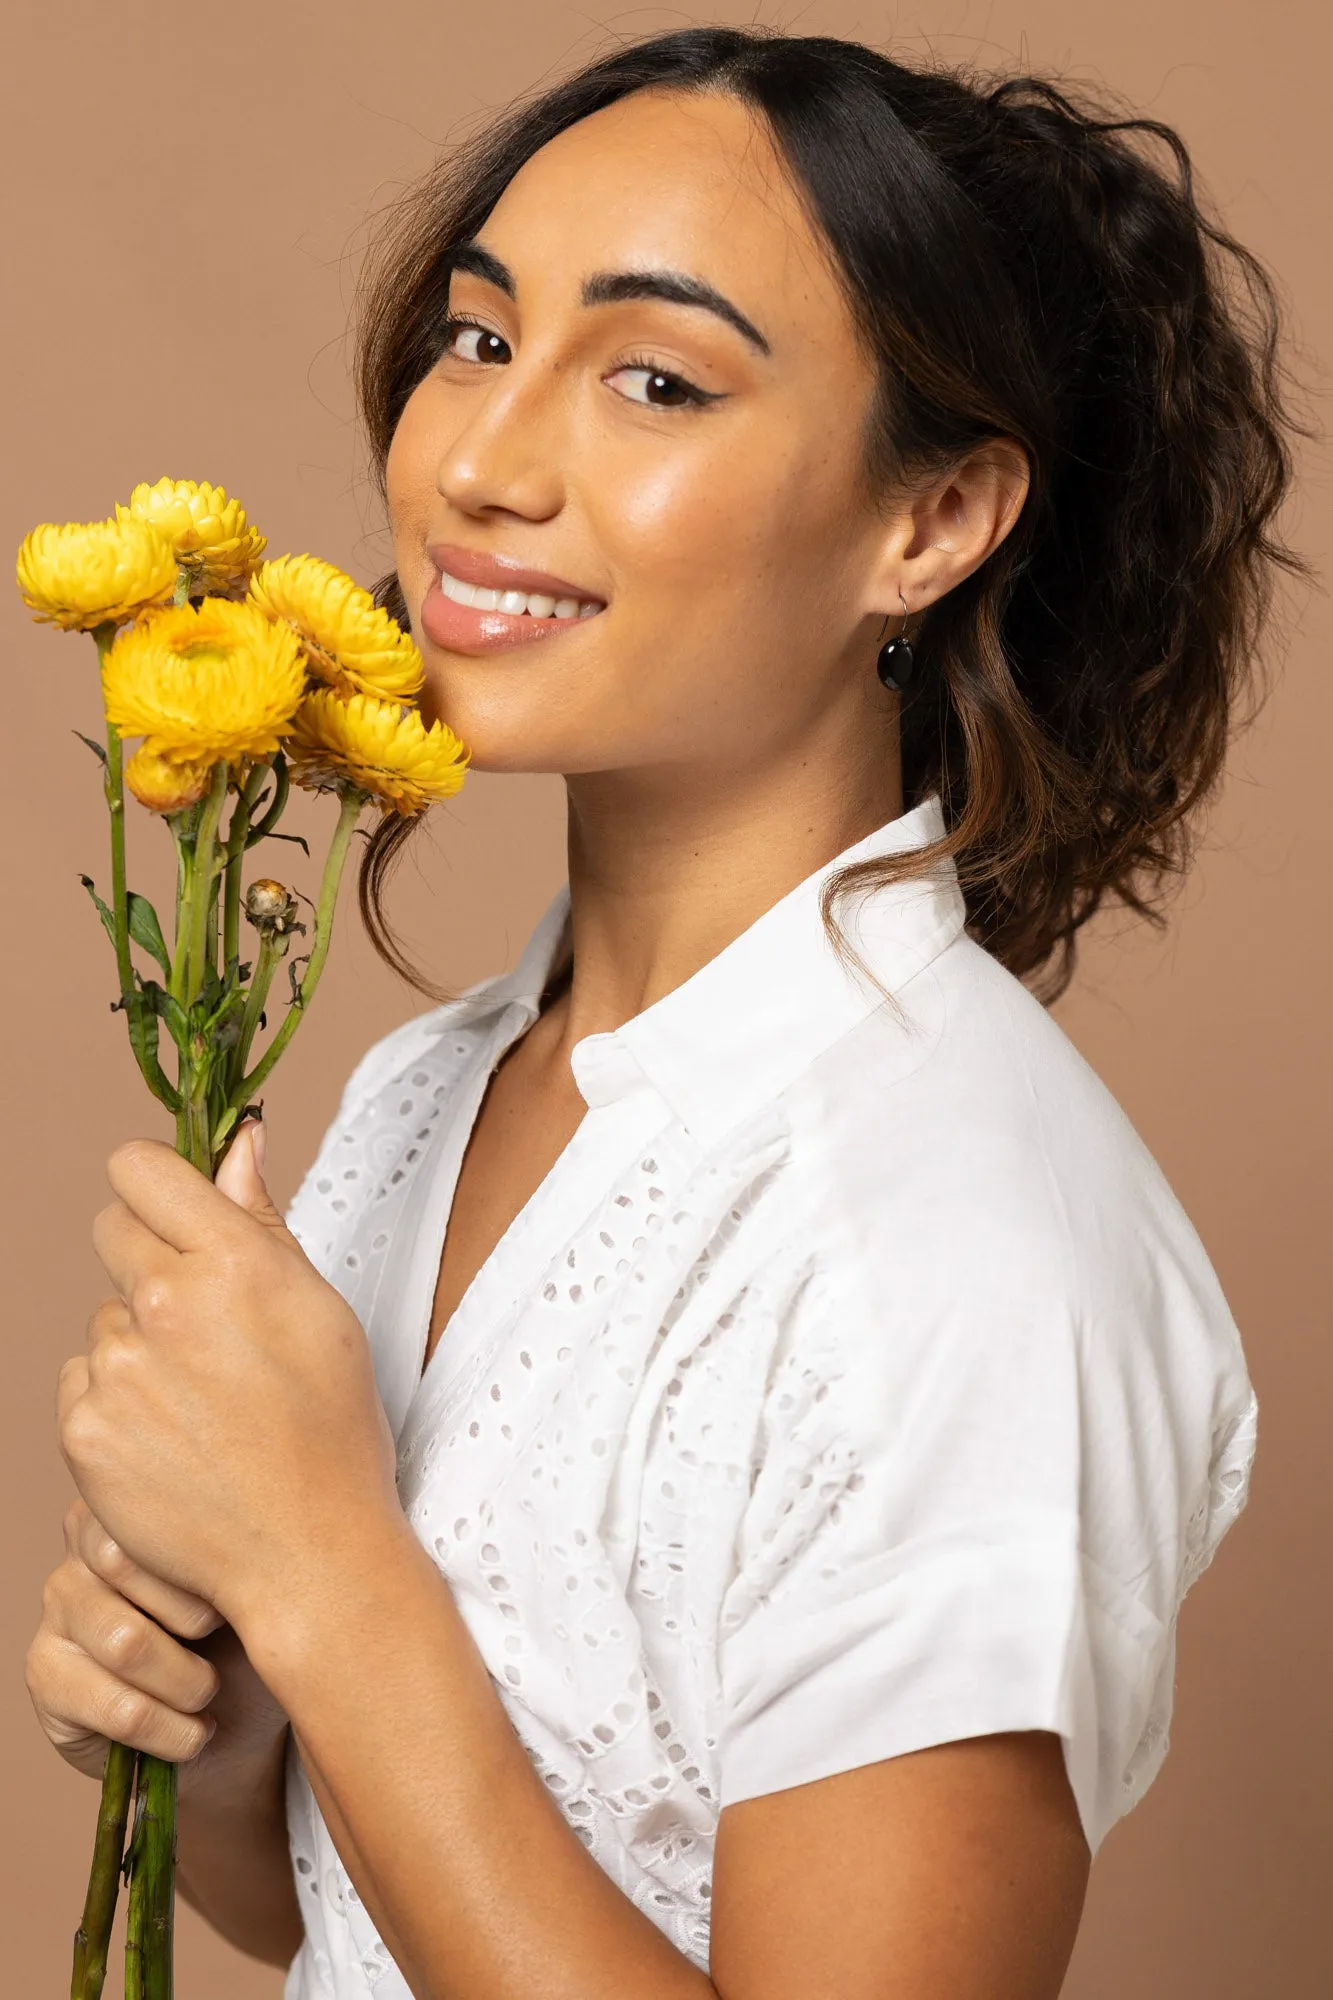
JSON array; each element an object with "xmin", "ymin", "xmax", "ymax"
[
  {"xmin": 877, "ymin": 589, "xmax": 910, "ymax": 646},
  {"xmin": 875, "ymin": 589, "xmax": 915, "ymax": 693}
]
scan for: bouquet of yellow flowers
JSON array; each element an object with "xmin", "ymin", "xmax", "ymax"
[{"xmin": 17, "ymin": 479, "xmax": 469, "ymax": 1998}]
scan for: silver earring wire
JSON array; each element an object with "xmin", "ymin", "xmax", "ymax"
[{"xmin": 877, "ymin": 589, "xmax": 909, "ymax": 648}]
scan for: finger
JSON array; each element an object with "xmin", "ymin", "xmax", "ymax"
[
  {"xmin": 104, "ymin": 1137, "xmax": 228, "ymax": 1256},
  {"xmin": 213, "ymin": 1120, "xmax": 290, "ymax": 1236},
  {"xmin": 45, "ymin": 1562, "xmax": 221, "ymax": 1713},
  {"xmin": 85, "ymin": 1296, "xmax": 129, "ymax": 1352},
  {"xmin": 69, "ymin": 1505, "xmax": 224, "ymax": 1640},
  {"xmin": 56, "ymin": 1355, "xmax": 89, "ymax": 1428},
  {"xmin": 30, "ymin": 1626, "xmax": 215, "ymax": 1764},
  {"xmin": 90, "ymin": 1197, "xmax": 176, "ymax": 1304},
  {"xmin": 213, "ymin": 1120, "xmax": 259, "ymax": 1205}
]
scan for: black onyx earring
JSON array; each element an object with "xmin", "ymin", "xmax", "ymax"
[{"xmin": 876, "ymin": 590, "xmax": 915, "ymax": 692}]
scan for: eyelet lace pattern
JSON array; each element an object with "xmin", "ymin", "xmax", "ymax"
[
  {"xmin": 279, "ymin": 1001, "xmax": 1258, "ymax": 1998},
  {"xmin": 282, "ymin": 1013, "xmax": 807, "ymax": 1987}
]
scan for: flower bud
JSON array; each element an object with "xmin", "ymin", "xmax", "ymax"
[
  {"xmin": 244, "ymin": 878, "xmax": 300, "ymax": 936},
  {"xmin": 124, "ymin": 744, "xmax": 215, "ymax": 814}
]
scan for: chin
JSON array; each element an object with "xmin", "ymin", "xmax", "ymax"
[
  {"xmin": 416, "ymin": 704, "xmax": 571, "ymax": 777},
  {"xmin": 415, "ymin": 670, "xmax": 580, "ymax": 772}
]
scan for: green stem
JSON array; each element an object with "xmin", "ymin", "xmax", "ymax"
[
  {"xmin": 230, "ymin": 929, "xmax": 286, "ymax": 1096},
  {"xmin": 97, "ymin": 633, "xmax": 135, "ymax": 1014},
  {"xmin": 222, "ymin": 762, "xmax": 270, "ymax": 974},
  {"xmin": 123, "ymin": 1775, "xmax": 146, "ymax": 2000},
  {"xmin": 132, "ymin": 1754, "xmax": 177, "ymax": 2000},
  {"xmin": 96, "ymin": 625, "xmax": 178, "ymax": 1111},
  {"xmin": 230, "ymin": 789, "xmax": 365, "ymax": 1111},
  {"xmin": 69, "ymin": 1740, "xmax": 135, "ymax": 2000},
  {"xmin": 168, "ymin": 833, "xmax": 194, "ymax": 1010},
  {"xmin": 184, "ymin": 1069, "xmax": 211, "ymax": 1175},
  {"xmin": 244, "ymin": 750, "xmax": 290, "ymax": 848},
  {"xmin": 186, "ymin": 763, "xmax": 228, "ymax": 1001},
  {"xmin": 169, "ymin": 829, "xmax": 196, "ymax": 1153}
]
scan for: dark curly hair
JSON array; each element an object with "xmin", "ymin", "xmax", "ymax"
[{"xmin": 354, "ymin": 26, "xmax": 1310, "ymax": 1003}]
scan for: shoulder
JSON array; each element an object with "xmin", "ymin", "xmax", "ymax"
[
  {"xmin": 798, "ymin": 931, "xmax": 1236, "ymax": 1356},
  {"xmin": 773, "ymin": 933, "xmax": 1254, "ymax": 1586}
]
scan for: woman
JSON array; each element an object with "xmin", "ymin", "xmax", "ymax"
[{"xmin": 27, "ymin": 27, "xmax": 1299, "ymax": 1999}]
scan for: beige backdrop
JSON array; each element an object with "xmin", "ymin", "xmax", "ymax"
[{"xmin": 2, "ymin": 2, "xmax": 1328, "ymax": 1993}]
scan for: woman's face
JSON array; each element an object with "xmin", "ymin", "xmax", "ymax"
[{"xmin": 387, "ymin": 88, "xmax": 900, "ymax": 783}]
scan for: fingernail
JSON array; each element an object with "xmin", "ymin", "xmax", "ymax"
[{"xmin": 250, "ymin": 1118, "xmax": 268, "ymax": 1176}]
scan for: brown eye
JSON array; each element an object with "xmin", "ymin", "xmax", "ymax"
[
  {"xmin": 607, "ymin": 359, "xmax": 715, "ymax": 410},
  {"xmin": 439, "ymin": 315, "xmax": 510, "ymax": 365}
]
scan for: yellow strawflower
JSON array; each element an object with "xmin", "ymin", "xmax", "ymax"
[
  {"xmin": 16, "ymin": 517, "xmax": 177, "ymax": 631},
  {"xmin": 249, "ymin": 555, "xmax": 425, "ymax": 702},
  {"xmin": 117, "ymin": 477, "xmax": 266, "ymax": 595},
  {"xmin": 284, "ymin": 689, "xmax": 469, "ymax": 815},
  {"xmin": 102, "ymin": 598, "xmax": 306, "ymax": 765},
  {"xmin": 124, "ymin": 745, "xmax": 217, "ymax": 815}
]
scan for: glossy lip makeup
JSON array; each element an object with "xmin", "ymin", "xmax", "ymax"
[{"xmin": 420, "ymin": 542, "xmax": 606, "ymax": 655}]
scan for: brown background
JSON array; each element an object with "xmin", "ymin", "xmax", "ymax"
[{"xmin": 2, "ymin": 2, "xmax": 1328, "ymax": 1993}]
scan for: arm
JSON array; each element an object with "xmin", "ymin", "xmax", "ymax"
[
  {"xmin": 57, "ymin": 1132, "xmax": 1091, "ymax": 1998},
  {"xmin": 243, "ymin": 1511, "xmax": 1089, "ymax": 2000}
]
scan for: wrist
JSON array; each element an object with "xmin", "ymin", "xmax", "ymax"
[{"xmin": 227, "ymin": 1500, "xmax": 427, "ymax": 1707}]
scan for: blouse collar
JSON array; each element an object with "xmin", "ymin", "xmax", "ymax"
[{"xmin": 444, "ymin": 795, "xmax": 965, "ymax": 1150}]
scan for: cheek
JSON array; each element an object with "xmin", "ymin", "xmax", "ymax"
[
  {"xmin": 384, "ymin": 391, "xmax": 438, "ymax": 573},
  {"xmin": 606, "ymin": 445, "xmax": 789, "ymax": 582},
  {"xmin": 599, "ymin": 433, "xmax": 852, "ymax": 658}
]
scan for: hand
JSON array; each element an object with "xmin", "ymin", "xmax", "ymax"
[
  {"xmin": 26, "ymin": 1498, "xmax": 288, "ymax": 1801},
  {"xmin": 55, "ymin": 1122, "xmax": 403, "ymax": 1636}
]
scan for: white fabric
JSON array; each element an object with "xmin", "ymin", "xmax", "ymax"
[{"xmin": 280, "ymin": 794, "xmax": 1256, "ymax": 1997}]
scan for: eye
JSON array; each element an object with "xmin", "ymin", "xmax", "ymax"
[
  {"xmin": 437, "ymin": 313, "xmax": 510, "ymax": 366},
  {"xmin": 606, "ymin": 356, "xmax": 717, "ymax": 411}
]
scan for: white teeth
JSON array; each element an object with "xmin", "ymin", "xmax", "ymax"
[{"xmin": 438, "ymin": 567, "xmax": 601, "ymax": 620}]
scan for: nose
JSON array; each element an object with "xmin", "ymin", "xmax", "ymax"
[{"xmin": 433, "ymin": 350, "xmax": 567, "ymax": 523}]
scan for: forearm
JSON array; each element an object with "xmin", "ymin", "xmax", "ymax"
[
  {"xmin": 242, "ymin": 1517, "xmax": 716, "ymax": 2000},
  {"xmin": 175, "ymin": 1724, "xmax": 303, "ymax": 1968}
]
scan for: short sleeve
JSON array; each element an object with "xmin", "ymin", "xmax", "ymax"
[{"xmin": 715, "ymin": 1197, "xmax": 1257, "ymax": 1855}]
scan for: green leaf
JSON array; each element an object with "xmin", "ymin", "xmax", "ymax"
[
  {"xmin": 78, "ymin": 873, "xmax": 117, "ymax": 949},
  {"xmin": 202, "ymin": 984, "xmax": 248, "ymax": 1040},
  {"xmin": 139, "ymin": 979, "xmax": 190, "ymax": 1052},
  {"xmin": 211, "ymin": 1105, "xmax": 241, "ymax": 1151},
  {"xmin": 72, "ymin": 729, "xmax": 108, "ymax": 766},
  {"xmin": 126, "ymin": 893, "xmax": 171, "ymax": 977},
  {"xmin": 133, "ymin": 986, "xmax": 162, "ymax": 1067}
]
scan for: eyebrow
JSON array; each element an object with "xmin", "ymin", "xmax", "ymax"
[{"xmin": 448, "ymin": 239, "xmax": 772, "ymax": 357}]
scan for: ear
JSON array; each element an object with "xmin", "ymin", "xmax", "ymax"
[{"xmin": 861, "ymin": 437, "xmax": 1030, "ymax": 625}]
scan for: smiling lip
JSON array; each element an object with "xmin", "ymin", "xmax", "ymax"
[
  {"xmin": 427, "ymin": 542, "xmax": 604, "ymax": 605},
  {"xmin": 421, "ymin": 542, "xmax": 605, "ymax": 657}
]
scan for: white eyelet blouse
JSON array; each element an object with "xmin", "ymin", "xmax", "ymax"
[{"xmin": 280, "ymin": 794, "xmax": 1257, "ymax": 1998}]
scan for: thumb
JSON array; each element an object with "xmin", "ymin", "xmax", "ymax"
[{"xmin": 214, "ymin": 1118, "xmax": 286, "ymax": 1230}]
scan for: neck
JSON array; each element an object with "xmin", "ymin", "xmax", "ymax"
[{"xmin": 545, "ymin": 733, "xmax": 904, "ymax": 1054}]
